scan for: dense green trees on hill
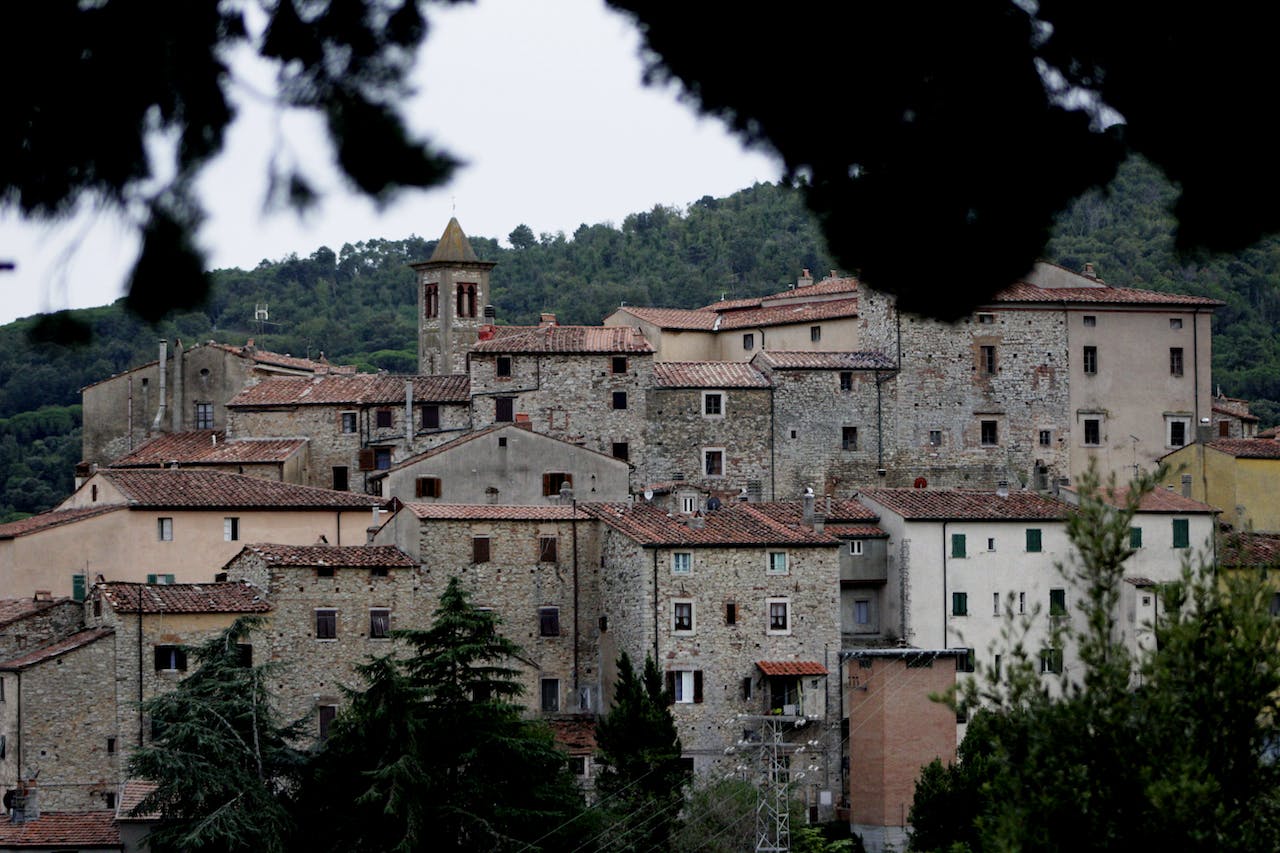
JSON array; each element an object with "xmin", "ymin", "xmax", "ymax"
[{"xmin": 2, "ymin": 166, "xmax": 1280, "ymax": 521}]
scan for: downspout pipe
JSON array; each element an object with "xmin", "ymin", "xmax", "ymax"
[
  {"xmin": 652, "ymin": 548, "xmax": 660, "ymax": 663},
  {"xmin": 941, "ymin": 522, "xmax": 949, "ymax": 650},
  {"xmin": 572, "ymin": 499, "xmax": 580, "ymax": 700}
]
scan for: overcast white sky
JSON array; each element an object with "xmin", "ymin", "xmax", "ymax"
[{"xmin": 0, "ymin": 0, "xmax": 781, "ymax": 326}]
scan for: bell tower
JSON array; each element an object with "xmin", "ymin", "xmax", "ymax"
[{"xmin": 411, "ymin": 218, "xmax": 496, "ymax": 375}]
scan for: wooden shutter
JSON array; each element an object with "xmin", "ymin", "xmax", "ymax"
[
  {"xmin": 472, "ymin": 537, "xmax": 490, "ymax": 563},
  {"xmin": 542, "ymin": 473, "xmax": 552, "ymax": 496},
  {"xmin": 693, "ymin": 671, "xmax": 704, "ymax": 704},
  {"xmin": 358, "ymin": 448, "xmax": 376, "ymax": 470},
  {"xmin": 665, "ymin": 672, "xmax": 676, "ymax": 705}
]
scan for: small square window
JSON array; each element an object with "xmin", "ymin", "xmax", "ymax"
[
  {"xmin": 839, "ymin": 371, "xmax": 853, "ymax": 391},
  {"xmin": 849, "ymin": 540, "xmax": 863, "ymax": 556},
  {"xmin": 542, "ymin": 472, "xmax": 572, "ymax": 497},
  {"xmin": 929, "ymin": 429, "xmax": 942, "ymax": 447},
  {"xmin": 422, "ymin": 404, "xmax": 441, "ymax": 430},
  {"xmin": 980, "ymin": 420, "xmax": 998, "ymax": 446},
  {"xmin": 977, "ymin": 313, "xmax": 995, "ymax": 324},
  {"xmin": 1040, "ymin": 648, "xmax": 1063, "ymax": 674},
  {"xmin": 612, "ymin": 442, "xmax": 629, "ymax": 461},
  {"xmin": 612, "ymin": 356, "xmax": 628, "ymax": 374},
  {"xmin": 767, "ymin": 551, "xmax": 788, "ymax": 575},
  {"xmin": 952, "ymin": 592, "xmax": 968, "ymax": 616},
  {"xmin": 539, "ymin": 536, "xmax": 559, "ymax": 563},
  {"xmin": 146, "ymin": 573, "xmax": 175, "ymax": 585},
  {"xmin": 612, "ymin": 391, "xmax": 628, "ymax": 410},
  {"xmin": 316, "ymin": 609, "xmax": 337, "ymax": 640},
  {"xmin": 672, "ymin": 552, "xmax": 692, "ymax": 575},
  {"xmin": 810, "ymin": 325, "xmax": 821, "ymax": 342},
  {"xmin": 670, "ymin": 670, "xmax": 701, "ymax": 704},
  {"xmin": 704, "ymin": 448, "xmax": 724, "ymax": 477},
  {"xmin": 1170, "ymin": 317, "xmax": 1183, "ymax": 330},
  {"xmin": 1082, "ymin": 315, "xmax": 1097, "ymax": 327},
  {"xmin": 841, "ymin": 426, "xmax": 858, "ymax": 451},
  {"xmin": 154, "ymin": 645, "xmax": 187, "ymax": 672},
  {"xmin": 472, "ymin": 536, "xmax": 491, "ymax": 563},
  {"xmin": 375, "ymin": 409, "xmax": 393, "ymax": 429},
  {"xmin": 539, "ymin": 607, "xmax": 561, "ymax": 637},
  {"xmin": 743, "ymin": 333, "xmax": 755, "ymax": 351},
  {"xmin": 673, "ymin": 601, "xmax": 694, "ymax": 633},
  {"xmin": 224, "ymin": 517, "xmax": 240, "ymax": 542},
  {"xmin": 340, "ymin": 412, "xmax": 357, "ymax": 433},
  {"xmin": 956, "ymin": 648, "xmax": 976, "ymax": 673},
  {"xmin": 157, "ymin": 518, "xmax": 173, "ymax": 541},
  {"xmin": 1039, "ymin": 429, "xmax": 1051, "ymax": 447},
  {"xmin": 374, "ymin": 448, "xmax": 392, "ymax": 470},
  {"xmin": 768, "ymin": 599, "xmax": 790, "ymax": 633},
  {"xmin": 1168, "ymin": 418, "xmax": 1189, "ymax": 448},
  {"xmin": 703, "ymin": 392, "xmax": 724, "ymax": 417},
  {"xmin": 316, "ymin": 564, "xmax": 335, "ymax": 578},
  {"xmin": 369, "ymin": 608, "xmax": 390, "ymax": 639},
  {"xmin": 1083, "ymin": 346, "xmax": 1098, "ymax": 375},
  {"xmin": 496, "ymin": 356, "xmax": 513, "ymax": 377}
]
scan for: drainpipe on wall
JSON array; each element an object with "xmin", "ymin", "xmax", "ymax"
[
  {"xmin": 127, "ymin": 377, "xmax": 134, "ymax": 451},
  {"xmin": 405, "ymin": 379, "xmax": 414, "ymax": 448},
  {"xmin": 652, "ymin": 549, "xmax": 660, "ymax": 663},
  {"xmin": 571, "ymin": 498, "xmax": 580, "ymax": 703},
  {"xmin": 137, "ymin": 586, "xmax": 144, "ymax": 747},
  {"xmin": 941, "ymin": 522, "xmax": 949, "ymax": 650}
]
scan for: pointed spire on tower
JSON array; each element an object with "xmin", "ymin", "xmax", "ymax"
[{"xmin": 429, "ymin": 217, "xmax": 480, "ymax": 263}]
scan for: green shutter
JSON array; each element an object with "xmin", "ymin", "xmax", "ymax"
[
  {"xmin": 1172, "ymin": 518, "xmax": 1190, "ymax": 549},
  {"xmin": 1026, "ymin": 528, "xmax": 1042, "ymax": 553},
  {"xmin": 1130, "ymin": 527, "xmax": 1143, "ymax": 549},
  {"xmin": 951, "ymin": 533, "xmax": 966, "ymax": 558},
  {"xmin": 952, "ymin": 592, "xmax": 968, "ymax": 616},
  {"xmin": 146, "ymin": 573, "xmax": 157, "ymax": 584},
  {"xmin": 72, "ymin": 574, "xmax": 86, "ymax": 602},
  {"xmin": 1050, "ymin": 588, "xmax": 1066, "ymax": 616}
]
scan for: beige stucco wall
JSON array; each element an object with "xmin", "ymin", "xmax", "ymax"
[{"xmin": 720, "ymin": 315, "xmax": 863, "ymax": 360}]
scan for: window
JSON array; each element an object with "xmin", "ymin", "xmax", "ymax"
[
  {"xmin": 1130, "ymin": 527, "xmax": 1143, "ymax": 549},
  {"xmin": 1083, "ymin": 346, "xmax": 1098, "ymax": 375},
  {"xmin": 539, "ymin": 536, "xmax": 558, "ymax": 563},
  {"xmin": 496, "ymin": 356, "xmax": 512, "ymax": 377},
  {"xmin": 1172, "ymin": 518, "xmax": 1190, "ymax": 549},
  {"xmin": 224, "ymin": 517, "xmax": 239, "ymax": 542},
  {"xmin": 611, "ymin": 391, "xmax": 628, "ymax": 410},
  {"xmin": 315, "ymin": 609, "xmax": 337, "ymax": 640},
  {"xmin": 612, "ymin": 442, "xmax": 629, "ymax": 461},
  {"xmin": 704, "ymin": 448, "xmax": 724, "ymax": 477},
  {"xmin": 1271, "ymin": 593, "xmax": 1280, "ymax": 618},
  {"xmin": 951, "ymin": 533, "xmax": 966, "ymax": 558},
  {"xmin": 977, "ymin": 313, "xmax": 995, "ymax": 324},
  {"xmin": 194, "ymin": 402, "xmax": 214, "ymax": 430},
  {"xmin": 1049, "ymin": 588, "xmax": 1067, "ymax": 616},
  {"xmin": 1170, "ymin": 317, "xmax": 1184, "ymax": 330},
  {"xmin": 1019, "ymin": 592, "xmax": 1026, "ymax": 614},
  {"xmin": 542, "ymin": 472, "xmax": 572, "ymax": 497},
  {"xmin": 1220, "ymin": 419, "xmax": 1231, "ymax": 437},
  {"xmin": 854, "ymin": 599, "xmax": 870, "ymax": 625},
  {"xmin": 332, "ymin": 466, "xmax": 348, "ymax": 490},
  {"xmin": 107, "ymin": 737, "xmax": 116, "ymax": 755},
  {"xmin": 679, "ymin": 493, "xmax": 698, "ymax": 514},
  {"xmin": 842, "ymin": 426, "xmax": 858, "ymax": 451},
  {"xmin": 993, "ymin": 592, "xmax": 1001, "ymax": 616},
  {"xmin": 987, "ymin": 537, "xmax": 996, "ymax": 551},
  {"xmin": 375, "ymin": 408, "xmax": 393, "ymax": 429},
  {"xmin": 318, "ymin": 705, "xmax": 337, "ymax": 740},
  {"xmin": 952, "ymin": 592, "xmax": 968, "ymax": 616},
  {"xmin": 672, "ymin": 552, "xmax": 692, "ymax": 574},
  {"xmin": 1168, "ymin": 417, "xmax": 1189, "ymax": 448},
  {"xmin": 1084, "ymin": 418, "xmax": 1101, "ymax": 446},
  {"xmin": 540, "ymin": 676, "xmax": 560, "ymax": 712},
  {"xmin": 673, "ymin": 601, "xmax": 694, "ymax": 633},
  {"xmin": 340, "ymin": 411, "xmax": 357, "ymax": 433},
  {"xmin": 495, "ymin": 397, "xmax": 514, "ymax": 422},
  {"xmin": 370, "ymin": 564, "xmax": 388, "ymax": 578},
  {"xmin": 157, "ymin": 517, "xmax": 173, "ymax": 541},
  {"xmin": 154, "ymin": 645, "xmax": 187, "ymax": 672},
  {"xmin": 1170, "ymin": 347, "xmax": 1184, "ymax": 376},
  {"xmin": 422, "ymin": 404, "xmax": 440, "ymax": 430},
  {"xmin": 1026, "ymin": 528, "xmax": 1043, "ymax": 553},
  {"xmin": 416, "ymin": 476, "xmax": 443, "ymax": 498},
  {"xmin": 612, "ymin": 356, "xmax": 628, "ymax": 374},
  {"xmin": 571, "ymin": 755, "xmax": 588, "ymax": 776},
  {"xmin": 768, "ymin": 599, "xmax": 790, "ymax": 633},
  {"xmin": 980, "ymin": 420, "xmax": 998, "ymax": 446},
  {"xmin": 810, "ymin": 325, "xmax": 821, "ymax": 342},
  {"xmin": 839, "ymin": 371, "xmax": 853, "ymax": 391},
  {"xmin": 1040, "ymin": 648, "xmax": 1064, "ymax": 674},
  {"xmin": 767, "ymin": 551, "xmax": 788, "ymax": 575},
  {"xmin": 725, "ymin": 601, "xmax": 737, "ymax": 625},
  {"xmin": 1039, "ymin": 429, "xmax": 1051, "ymax": 447},
  {"xmin": 703, "ymin": 391, "xmax": 724, "ymax": 417},
  {"xmin": 374, "ymin": 448, "xmax": 392, "ymax": 470},
  {"xmin": 979, "ymin": 345, "xmax": 996, "ymax": 375},
  {"xmin": 369, "ymin": 608, "xmax": 390, "ymax": 639},
  {"xmin": 743, "ymin": 333, "xmax": 755, "ymax": 351},
  {"xmin": 849, "ymin": 540, "xmax": 863, "ymax": 556},
  {"xmin": 236, "ymin": 644, "xmax": 253, "ymax": 666},
  {"xmin": 956, "ymin": 648, "xmax": 976, "ymax": 673},
  {"xmin": 146, "ymin": 573, "xmax": 175, "ymax": 584},
  {"xmin": 1082, "ymin": 315, "xmax": 1097, "ymax": 327},
  {"xmin": 72, "ymin": 573, "xmax": 86, "ymax": 602},
  {"xmin": 929, "ymin": 429, "xmax": 942, "ymax": 447},
  {"xmin": 539, "ymin": 607, "xmax": 561, "ymax": 637},
  {"xmin": 472, "ymin": 536, "xmax": 490, "ymax": 563},
  {"xmin": 424, "ymin": 282, "xmax": 438, "ymax": 318},
  {"xmin": 668, "ymin": 670, "xmax": 703, "ymax": 704}
]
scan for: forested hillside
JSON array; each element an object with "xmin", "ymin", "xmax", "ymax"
[{"xmin": 2, "ymin": 166, "xmax": 1278, "ymax": 521}]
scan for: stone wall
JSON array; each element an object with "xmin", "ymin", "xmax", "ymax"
[
  {"xmin": 0, "ymin": 601, "xmax": 83, "ymax": 660},
  {"xmin": 643, "ymin": 387, "xmax": 772, "ymax": 496}
]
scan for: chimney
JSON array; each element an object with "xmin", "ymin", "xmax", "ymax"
[
  {"xmin": 539, "ymin": 312, "xmax": 558, "ymax": 327},
  {"xmin": 514, "ymin": 413, "xmax": 532, "ymax": 430},
  {"xmin": 152, "ymin": 340, "xmax": 168, "ymax": 431},
  {"xmin": 687, "ymin": 515, "xmax": 705, "ymax": 530},
  {"xmin": 813, "ymin": 513, "xmax": 825, "ymax": 535},
  {"xmin": 478, "ymin": 324, "xmax": 497, "ymax": 341},
  {"xmin": 797, "ymin": 269, "xmax": 813, "ymax": 289},
  {"xmin": 996, "ymin": 481, "xmax": 1009, "ymax": 498},
  {"xmin": 405, "ymin": 380, "xmax": 414, "ymax": 446},
  {"xmin": 171, "ymin": 340, "xmax": 184, "ymax": 431},
  {"xmin": 10, "ymin": 781, "xmax": 38, "ymax": 823},
  {"xmin": 33, "ymin": 590, "xmax": 51, "ymax": 602},
  {"xmin": 1082, "ymin": 262, "xmax": 1097, "ymax": 280},
  {"xmin": 483, "ymin": 305, "xmax": 497, "ymax": 321},
  {"xmin": 244, "ymin": 338, "xmax": 256, "ymax": 354},
  {"xmin": 802, "ymin": 487, "xmax": 815, "ymax": 526}
]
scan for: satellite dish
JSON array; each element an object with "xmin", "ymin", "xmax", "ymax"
[{"xmin": 643, "ymin": 489, "xmax": 654, "ymax": 502}]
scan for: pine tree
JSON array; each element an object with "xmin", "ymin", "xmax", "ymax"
[
  {"xmin": 594, "ymin": 652, "xmax": 690, "ymax": 852},
  {"xmin": 127, "ymin": 617, "xmax": 304, "ymax": 853}
]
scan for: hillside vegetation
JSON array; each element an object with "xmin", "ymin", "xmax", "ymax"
[{"xmin": 2, "ymin": 164, "xmax": 1278, "ymax": 520}]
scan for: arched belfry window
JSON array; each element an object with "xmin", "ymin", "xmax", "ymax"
[
  {"xmin": 456, "ymin": 282, "xmax": 478, "ymax": 318},
  {"xmin": 425, "ymin": 283, "xmax": 438, "ymax": 318}
]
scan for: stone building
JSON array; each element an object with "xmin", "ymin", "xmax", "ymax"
[
  {"xmin": 413, "ymin": 217, "xmax": 497, "ymax": 375},
  {"xmin": 226, "ymin": 373, "xmax": 471, "ymax": 492},
  {"xmin": 218, "ymin": 544, "xmax": 422, "ymax": 735},
  {"xmin": 81, "ymin": 339, "xmax": 347, "ymax": 470},
  {"xmin": 370, "ymin": 422, "xmax": 631, "ymax": 505},
  {"xmin": 107, "ymin": 431, "xmax": 309, "ymax": 483},
  {"xmin": 1211, "ymin": 393, "xmax": 1259, "ymax": 439},
  {"xmin": 0, "ymin": 598, "xmax": 83, "ymax": 660}
]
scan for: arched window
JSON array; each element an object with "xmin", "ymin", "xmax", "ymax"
[
  {"xmin": 466, "ymin": 283, "xmax": 477, "ymax": 318},
  {"xmin": 457, "ymin": 283, "xmax": 465, "ymax": 317},
  {"xmin": 425, "ymin": 283, "xmax": 438, "ymax": 318}
]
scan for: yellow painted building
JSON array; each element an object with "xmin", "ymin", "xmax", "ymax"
[{"xmin": 1160, "ymin": 438, "xmax": 1280, "ymax": 532}]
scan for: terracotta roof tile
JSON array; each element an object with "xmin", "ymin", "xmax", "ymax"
[
  {"xmin": 1206, "ymin": 438, "xmax": 1280, "ymax": 459},
  {"xmin": 993, "ymin": 281, "xmax": 1223, "ymax": 307},
  {"xmin": 0, "ymin": 811, "xmax": 121, "ymax": 846},
  {"xmin": 406, "ymin": 503, "xmax": 590, "ymax": 521},
  {"xmin": 701, "ymin": 277, "xmax": 860, "ymax": 311},
  {"xmin": 0, "ymin": 506, "xmax": 123, "ymax": 540},
  {"xmin": 652, "ymin": 362, "xmax": 770, "ymax": 388},
  {"xmin": 699, "ymin": 296, "xmax": 761, "ymax": 311},
  {"xmin": 1258, "ymin": 426, "xmax": 1279, "ymax": 440},
  {"xmin": 374, "ymin": 423, "xmax": 620, "ymax": 478},
  {"xmin": 753, "ymin": 351, "xmax": 896, "ymax": 370},
  {"xmin": 239, "ymin": 544, "xmax": 416, "ymax": 568},
  {"xmin": 1220, "ymin": 532, "xmax": 1280, "ymax": 567},
  {"xmin": 824, "ymin": 524, "xmax": 889, "ymax": 538},
  {"xmin": 750, "ymin": 499, "xmax": 878, "ymax": 524},
  {"xmin": 97, "ymin": 580, "xmax": 271, "ymax": 614},
  {"xmin": 585, "ymin": 502, "xmax": 841, "ymax": 547},
  {"xmin": 756, "ymin": 660, "xmax": 828, "ymax": 676},
  {"xmin": 716, "ymin": 298, "xmax": 859, "ymax": 331},
  {"xmin": 0, "ymin": 597, "xmax": 68, "ymax": 628},
  {"xmin": 110, "ymin": 432, "xmax": 306, "ymax": 467},
  {"xmin": 859, "ymin": 488, "xmax": 1070, "ymax": 520},
  {"xmin": 0, "ymin": 628, "xmax": 114, "ymax": 670},
  {"xmin": 472, "ymin": 325, "xmax": 654, "ymax": 354},
  {"xmin": 550, "ymin": 718, "xmax": 597, "ymax": 753},
  {"xmin": 229, "ymin": 374, "xmax": 469, "ymax": 407},
  {"xmin": 206, "ymin": 342, "xmax": 354, "ymax": 373},
  {"xmin": 117, "ymin": 781, "xmax": 159, "ymax": 821},
  {"xmin": 1098, "ymin": 486, "xmax": 1218, "ymax": 514},
  {"xmin": 92, "ymin": 469, "xmax": 382, "ymax": 509},
  {"xmin": 1212, "ymin": 396, "xmax": 1258, "ymax": 421},
  {"xmin": 611, "ymin": 307, "xmax": 719, "ymax": 330}
]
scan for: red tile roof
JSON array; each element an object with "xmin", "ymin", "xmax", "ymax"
[
  {"xmin": 992, "ymin": 281, "xmax": 1223, "ymax": 307},
  {"xmin": 1258, "ymin": 426, "xmax": 1279, "ymax": 440},
  {"xmin": 586, "ymin": 502, "xmax": 841, "ymax": 547},
  {"xmin": 405, "ymin": 503, "xmax": 590, "ymax": 521},
  {"xmin": 652, "ymin": 362, "xmax": 770, "ymax": 388},
  {"xmin": 97, "ymin": 580, "xmax": 271, "ymax": 614},
  {"xmin": 0, "ymin": 506, "xmax": 123, "ymax": 540},
  {"xmin": 751, "ymin": 499, "xmax": 879, "ymax": 524},
  {"xmin": 756, "ymin": 660, "xmax": 828, "ymax": 676},
  {"xmin": 550, "ymin": 718, "xmax": 597, "ymax": 753},
  {"xmin": 824, "ymin": 524, "xmax": 889, "ymax": 538},
  {"xmin": 1206, "ymin": 438, "xmax": 1280, "ymax": 459},
  {"xmin": 1219, "ymin": 532, "xmax": 1280, "ymax": 567},
  {"xmin": 611, "ymin": 307, "xmax": 719, "ymax": 331},
  {"xmin": 701, "ymin": 276, "xmax": 860, "ymax": 311},
  {"xmin": 716, "ymin": 298, "xmax": 860, "ymax": 331},
  {"xmin": 207, "ymin": 342, "xmax": 355, "ymax": 374},
  {"xmin": 472, "ymin": 325, "xmax": 654, "ymax": 354},
  {"xmin": 0, "ymin": 811, "xmax": 121, "ymax": 846},
  {"xmin": 1212, "ymin": 396, "xmax": 1258, "ymax": 422},
  {"xmin": 110, "ymin": 431, "xmax": 306, "ymax": 467},
  {"xmin": 228, "ymin": 374, "xmax": 470, "ymax": 407},
  {"xmin": 699, "ymin": 296, "xmax": 761, "ymax": 312},
  {"xmin": 0, "ymin": 628, "xmax": 114, "ymax": 671},
  {"xmin": 117, "ymin": 781, "xmax": 159, "ymax": 821},
  {"xmin": 238, "ymin": 544, "xmax": 416, "ymax": 568},
  {"xmin": 753, "ymin": 351, "xmax": 896, "ymax": 370},
  {"xmin": 91, "ymin": 469, "xmax": 382, "ymax": 509},
  {"xmin": 859, "ymin": 488, "xmax": 1070, "ymax": 520},
  {"xmin": 374, "ymin": 423, "xmax": 620, "ymax": 478},
  {"xmin": 0, "ymin": 597, "xmax": 67, "ymax": 628},
  {"xmin": 1097, "ymin": 486, "xmax": 1218, "ymax": 514}
]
